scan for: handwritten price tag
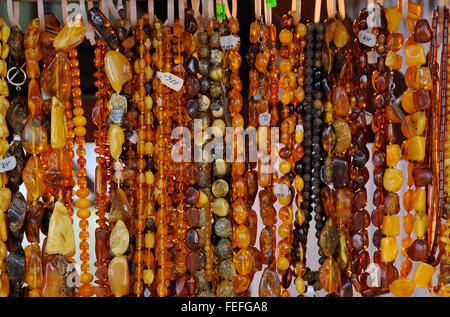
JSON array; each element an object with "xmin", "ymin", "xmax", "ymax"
[
  {"xmin": 220, "ymin": 35, "xmax": 241, "ymax": 50},
  {"xmin": 216, "ymin": 4, "xmax": 226, "ymax": 20},
  {"xmin": 156, "ymin": 71, "xmax": 184, "ymax": 91},
  {"xmin": 358, "ymin": 31, "xmax": 376, "ymax": 47},
  {"xmin": 259, "ymin": 112, "xmax": 271, "ymax": 126},
  {"xmin": 0, "ymin": 156, "xmax": 16, "ymax": 173},
  {"xmin": 266, "ymin": 0, "xmax": 277, "ymax": 8},
  {"xmin": 274, "ymin": 183, "xmax": 289, "ymax": 197}
]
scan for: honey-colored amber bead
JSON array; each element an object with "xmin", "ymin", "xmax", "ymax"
[
  {"xmin": 54, "ymin": 20, "xmax": 86, "ymax": 50},
  {"xmin": 382, "ymin": 216, "xmax": 400, "ymax": 236},
  {"xmin": 46, "ymin": 201, "xmax": 76, "ymax": 257},
  {"xmin": 234, "ymin": 248, "xmax": 252, "ymax": 275},
  {"xmin": 22, "ymin": 156, "xmax": 46, "ymax": 200},
  {"xmin": 406, "ymin": 111, "xmax": 426, "ymax": 136},
  {"xmin": 405, "ymin": 43, "xmax": 426, "ymax": 67},
  {"xmin": 385, "ymin": 50, "xmax": 403, "ymax": 70},
  {"xmin": 389, "ymin": 278, "xmax": 415, "ymax": 297},
  {"xmin": 279, "ymin": 29, "xmax": 293, "ymax": 44},
  {"xmin": 402, "ymin": 89, "xmax": 416, "ymax": 113},
  {"xmin": 383, "ymin": 168, "xmax": 403, "ymax": 192},
  {"xmin": 294, "ymin": 176, "xmax": 304, "ymax": 192},
  {"xmin": 0, "ymin": 212, "xmax": 6, "ymax": 242},
  {"xmin": 108, "ymin": 255, "xmax": 130, "ymax": 297},
  {"xmin": 403, "ymin": 212, "xmax": 414, "ymax": 234},
  {"xmin": 400, "ymin": 258, "xmax": 413, "ymax": 277},
  {"xmin": 277, "ymin": 256, "xmax": 289, "ymax": 271},
  {"xmin": 406, "ymin": 136, "xmax": 425, "ymax": 161},
  {"xmin": 24, "ymin": 244, "xmax": 43, "ymax": 289},
  {"xmin": 412, "ymin": 262, "xmax": 435, "ymax": 288},
  {"xmin": 413, "ymin": 212, "xmax": 429, "ymax": 239},
  {"xmin": 108, "ymin": 124, "xmax": 125, "ymax": 160},
  {"xmin": 332, "ymin": 19, "xmax": 348, "ymax": 48},
  {"xmin": 0, "ymin": 187, "xmax": 11, "ymax": 213},
  {"xmin": 319, "ymin": 258, "xmax": 340, "ymax": 293},
  {"xmin": 413, "ymin": 188, "xmax": 426, "ymax": 212},
  {"xmin": 110, "ymin": 220, "xmax": 130, "ymax": 256},
  {"xmin": 294, "ymin": 277, "xmax": 306, "ymax": 294},
  {"xmin": 0, "ymin": 96, "xmax": 9, "ymax": 116},
  {"xmin": 279, "ymin": 161, "xmax": 291, "ymax": 174},
  {"xmin": 386, "ymin": 144, "xmax": 402, "ymax": 167},
  {"xmin": 380, "ymin": 236, "xmax": 398, "ymax": 263},
  {"xmin": 104, "ymin": 51, "xmax": 132, "ymax": 92},
  {"xmin": 51, "ymin": 97, "xmax": 67, "ymax": 149},
  {"xmin": 143, "ymin": 269, "xmax": 154, "ymax": 285},
  {"xmin": 385, "ymin": 7, "xmax": 402, "ymax": 33},
  {"xmin": 416, "ymin": 67, "xmax": 432, "ymax": 90},
  {"xmin": 0, "ymin": 272, "xmax": 9, "ymax": 297},
  {"xmin": 21, "ymin": 117, "xmax": 48, "ymax": 155},
  {"xmin": 387, "ymin": 33, "xmax": 404, "ymax": 51},
  {"xmin": 235, "ymin": 225, "xmax": 250, "ymax": 249}
]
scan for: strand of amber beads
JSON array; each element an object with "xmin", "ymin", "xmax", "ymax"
[
  {"xmin": 70, "ymin": 45, "xmax": 94, "ymax": 297},
  {"xmin": 0, "ymin": 18, "xmax": 10, "ymax": 297},
  {"xmin": 22, "ymin": 18, "xmax": 46, "ymax": 298}
]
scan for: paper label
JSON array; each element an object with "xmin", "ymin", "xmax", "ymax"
[
  {"xmin": 358, "ymin": 31, "xmax": 376, "ymax": 47},
  {"xmin": 220, "ymin": 35, "xmax": 241, "ymax": 50},
  {"xmin": 273, "ymin": 183, "xmax": 289, "ymax": 197},
  {"xmin": 367, "ymin": 3, "xmax": 381, "ymax": 27},
  {"xmin": 216, "ymin": 4, "xmax": 226, "ymax": 20},
  {"xmin": 0, "ymin": 156, "xmax": 16, "ymax": 173},
  {"xmin": 156, "ymin": 71, "xmax": 183, "ymax": 91},
  {"xmin": 367, "ymin": 50, "xmax": 378, "ymax": 64},
  {"xmin": 259, "ymin": 112, "xmax": 271, "ymax": 126},
  {"xmin": 266, "ymin": 0, "xmax": 277, "ymax": 7}
]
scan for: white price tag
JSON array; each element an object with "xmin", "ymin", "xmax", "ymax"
[
  {"xmin": 156, "ymin": 71, "xmax": 184, "ymax": 91},
  {"xmin": 367, "ymin": 3, "xmax": 381, "ymax": 27},
  {"xmin": 358, "ymin": 31, "xmax": 376, "ymax": 47},
  {"xmin": 274, "ymin": 183, "xmax": 289, "ymax": 197},
  {"xmin": 0, "ymin": 156, "xmax": 16, "ymax": 173},
  {"xmin": 259, "ymin": 112, "xmax": 271, "ymax": 126},
  {"xmin": 220, "ymin": 35, "xmax": 240, "ymax": 50},
  {"xmin": 367, "ymin": 50, "xmax": 378, "ymax": 64}
]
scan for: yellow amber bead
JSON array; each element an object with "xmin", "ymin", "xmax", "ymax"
[
  {"xmin": 412, "ymin": 262, "xmax": 435, "ymax": 288},
  {"xmin": 294, "ymin": 176, "xmax": 304, "ymax": 191},
  {"xmin": 279, "ymin": 161, "xmax": 291, "ymax": 174},
  {"xmin": 406, "ymin": 111, "xmax": 426, "ymax": 136},
  {"xmin": 145, "ymin": 232, "xmax": 155, "ymax": 248},
  {"xmin": 413, "ymin": 212, "xmax": 429, "ymax": 239},
  {"xmin": 383, "ymin": 168, "xmax": 403, "ymax": 192},
  {"xmin": 143, "ymin": 269, "xmax": 154, "ymax": 285},
  {"xmin": 281, "ymin": 90, "xmax": 293, "ymax": 105},
  {"xmin": 279, "ymin": 29, "xmax": 293, "ymax": 44},
  {"xmin": 51, "ymin": 97, "xmax": 67, "ymax": 149},
  {"xmin": 380, "ymin": 236, "xmax": 398, "ymax": 263},
  {"xmin": 280, "ymin": 59, "xmax": 292, "ymax": 74},
  {"xmin": 0, "ymin": 96, "xmax": 9, "ymax": 116},
  {"xmin": 295, "ymin": 128, "xmax": 304, "ymax": 144},
  {"xmin": 277, "ymin": 256, "xmax": 290, "ymax": 271},
  {"xmin": 405, "ymin": 43, "xmax": 426, "ymax": 67},
  {"xmin": 0, "ymin": 212, "xmax": 7, "ymax": 241},
  {"xmin": 104, "ymin": 51, "xmax": 132, "ymax": 93},
  {"xmin": 110, "ymin": 220, "xmax": 129, "ymax": 256},
  {"xmin": 389, "ymin": 278, "xmax": 415, "ymax": 297},
  {"xmin": 416, "ymin": 67, "xmax": 432, "ymax": 90},
  {"xmin": 75, "ymin": 198, "xmax": 91, "ymax": 209},
  {"xmin": 386, "ymin": 144, "xmax": 402, "ymax": 167},
  {"xmin": 108, "ymin": 255, "xmax": 130, "ymax": 297},
  {"xmin": 382, "ymin": 216, "xmax": 400, "ymax": 236},
  {"xmin": 385, "ymin": 50, "xmax": 403, "ymax": 70},
  {"xmin": 108, "ymin": 124, "xmax": 125, "ymax": 160},
  {"xmin": 407, "ymin": 136, "xmax": 425, "ymax": 161},
  {"xmin": 0, "ymin": 187, "xmax": 11, "ymax": 213},
  {"xmin": 385, "ymin": 7, "xmax": 402, "ymax": 33},
  {"xmin": 196, "ymin": 190, "xmax": 209, "ymax": 208},
  {"xmin": 295, "ymin": 277, "xmax": 306, "ymax": 294},
  {"xmin": 53, "ymin": 19, "xmax": 86, "ymax": 51},
  {"xmin": 402, "ymin": 89, "xmax": 416, "ymax": 113},
  {"xmin": 413, "ymin": 188, "xmax": 426, "ymax": 212},
  {"xmin": 296, "ymin": 23, "xmax": 307, "ymax": 37}
]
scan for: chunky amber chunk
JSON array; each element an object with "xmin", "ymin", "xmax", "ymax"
[
  {"xmin": 380, "ymin": 236, "xmax": 398, "ymax": 263},
  {"xmin": 22, "ymin": 156, "xmax": 46, "ymax": 200},
  {"xmin": 405, "ymin": 43, "xmax": 426, "ymax": 67},
  {"xmin": 385, "ymin": 7, "xmax": 402, "ymax": 33},
  {"xmin": 53, "ymin": 19, "xmax": 86, "ymax": 50},
  {"xmin": 386, "ymin": 50, "xmax": 403, "ymax": 70},
  {"xmin": 416, "ymin": 67, "xmax": 432, "ymax": 90},
  {"xmin": 413, "ymin": 188, "xmax": 426, "ymax": 212},
  {"xmin": 413, "ymin": 212, "xmax": 429, "ymax": 239},
  {"xmin": 0, "ymin": 187, "xmax": 11, "ymax": 213},
  {"xmin": 383, "ymin": 168, "xmax": 403, "ymax": 192},
  {"xmin": 21, "ymin": 117, "xmax": 48, "ymax": 155},
  {"xmin": 382, "ymin": 216, "xmax": 400, "ymax": 236},
  {"xmin": 386, "ymin": 144, "xmax": 402, "ymax": 167},
  {"xmin": 46, "ymin": 201, "xmax": 76, "ymax": 257},
  {"xmin": 41, "ymin": 51, "xmax": 72, "ymax": 102},
  {"xmin": 104, "ymin": 50, "xmax": 132, "ymax": 92},
  {"xmin": 407, "ymin": 136, "xmax": 425, "ymax": 161},
  {"xmin": 108, "ymin": 124, "xmax": 125, "ymax": 160},
  {"xmin": 108, "ymin": 255, "xmax": 130, "ymax": 297},
  {"xmin": 389, "ymin": 278, "xmax": 415, "ymax": 297},
  {"xmin": 110, "ymin": 220, "xmax": 130, "ymax": 256},
  {"xmin": 51, "ymin": 97, "xmax": 67, "ymax": 149},
  {"xmin": 412, "ymin": 262, "xmax": 435, "ymax": 288},
  {"xmin": 319, "ymin": 258, "xmax": 340, "ymax": 293}
]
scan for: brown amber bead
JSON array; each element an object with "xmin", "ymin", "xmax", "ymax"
[{"xmin": 414, "ymin": 19, "xmax": 431, "ymax": 43}]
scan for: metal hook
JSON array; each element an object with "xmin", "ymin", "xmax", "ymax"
[{"xmin": 6, "ymin": 63, "xmax": 27, "ymax": 91}]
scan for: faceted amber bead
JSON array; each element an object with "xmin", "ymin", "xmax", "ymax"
[
  {"xmin": 104, "ymin": 51, "xmax": 132, "ymax": 92},
  {"xmin": 406, "ymin": 136, "xmax": 425, "ymax": 161},
  {"xmin": 405, "ymin": 43, "xmax": 426, "ymax": 67},
  {"xmin": 22, "ymin": 156, "xmax": 46, "ymax": 200},
  {"xmin": 385, "ymin": 51, "xmax": 402, "ymax": 70},
  {"xmin": 383, "ymin": 168, "xmax": 403, "ymax": 192},
  {"xmin": 380, "ymin": 236, "xmax": 398, "ymax": 263},
  {"xmin": 389, "ymin": 278, "xmax": 415, "ymax": 297},
  {"xmin": 412, "ymin": 262, "xmax": 435, "ymax": 288},
  {"xmin": 108, "ymin": 255, "xmax": 130, "ymax": 297},
  {"xmin": 385, "ymin": 7, "xmax": 402, "ymax": 33},
  {"xmin": 382, "ymin": 216, "xmax": 400, "ymax": 236}
]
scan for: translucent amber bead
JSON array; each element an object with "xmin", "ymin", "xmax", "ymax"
[
  {"xmin": 412, "ymin": 262, "xmax": 435, "ymax": 288},
  {"xmin": 389, "ymin": 278, "xmax": 415, "ymax": 297},
  {"xmin": 400, "ymin": 258, "xmax": 413, "ymax": 277},
  {"xmin": 403, "ymin": 212, "xmax": 414, "ymax": 234},
  {"xmin": 22, "ymin": 117, "xmax": 47, "ymax": 155},
  {"xmin": 405, "ymin": 43, "xmax": 426, "ymax": 67},
  {"xmin": 385, "ymin": 51, "xmax": 403, "ymax": 70},
  {"xmin": 402, "ymin": 89, "xmax": 416, "ymax": 114},
  {"xmin": 51, "ymin": 97, "xmax": 67, "ymax": 149},
  {"xmin": 382, "ymin": 216, "xmax": 400, "ymax": 236},
  {"xmin": 108, "ymin": 124, "xmax": 125, "ymax": 160},
  {"xmin": 386, "ymin": 144, "xmax": 402, "ymax": 167},
  {"xmin": 234, "ymin": 248, "xmax": 252, "ymax": 275},
  {"xmin": 235, "ymin": 225, "xmax": 250, "ymax": 249},
  {"xmin": 294, "ymin": 277, "xmax": 305, "ymax": 294},
  {"xmin": 279, "ymin": 29, "xmax": 293, "ymax": 44},
  {"xmin": 41, "ymin": 52, "xmax": 72, "ymax": 102},
  {"xmin": 380, "ymin": 236, "xmax": 398, "ymax": 263},
  {"xmin": 406, "ymin": 136, "xmax": 425, "ymax": 161},
  {"xmin": 383, "ymin": 168, "xmax": 403, "ymax": 192},
  {"xmin": 387, "ymin": 33, "xmax": 404, "ymax": 51},
  {"xmin": 416, "ymin": 67, "xmax": 432, "ymax": 90},
  {"xmin": 319, "ymin": 258, "xmax": 340, "ymax": 293},
  {"xmin": 22, "ymin": 156, "xmax": 46, "ymax": 200},
  {"xmin": 385, "ymin": 7, "xmax": 402, "ymax": 33},
  {"xmin": 333, "ymin": 19, "xmax": 348, "ymax": 48}
]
